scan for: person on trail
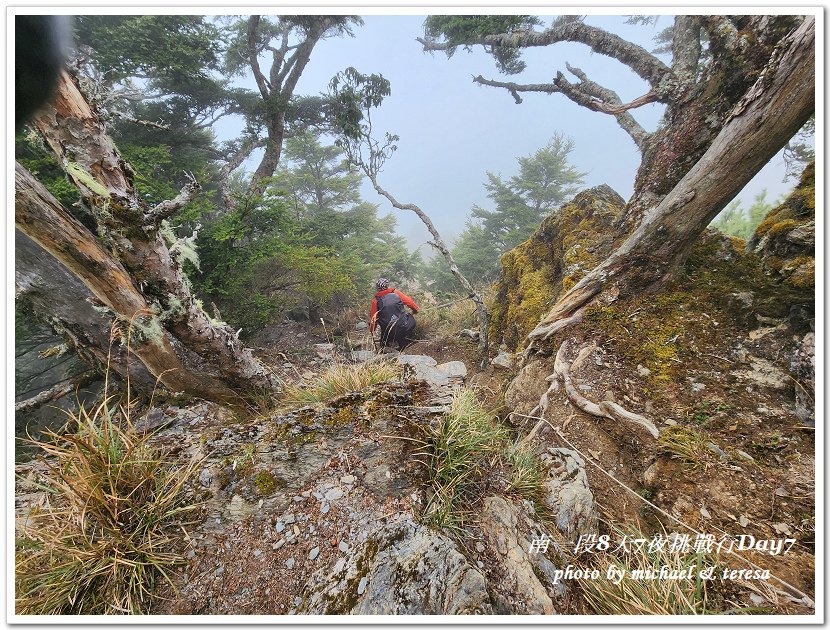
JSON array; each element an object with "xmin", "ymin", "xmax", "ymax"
[{"xmin": 370, "ymin": 278, "xmax": 419, "ymax": 350}]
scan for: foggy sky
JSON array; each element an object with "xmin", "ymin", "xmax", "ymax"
[{"xmin": 224, "ymin": 12, "xmax": 802, "ymax": 253}]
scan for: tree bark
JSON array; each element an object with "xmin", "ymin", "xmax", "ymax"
[
  {"xmin": 24, "ymin": 70, "xmax": 279, "ymax": 405},
  {"xmin": 529, "ymin": 17, "xmax": 815, "ymax": 340},
  {"xmin": 16, "ymin": 229, "xmax": 155, "ymax": 389}
]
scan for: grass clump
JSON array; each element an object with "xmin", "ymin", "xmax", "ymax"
[
  {"xmin": 15, "ymin": 397, "xmax": 202, "ymax": 615},
  {"xmin": 280, "ymin": 359, "xmax": 400, "ymax": 407},
  {"xmin": 580, "ymin": 528, "xmax": 717, "ymax": 615},
  {"xmin": 657, "ymin": 425, "xmax": 711, "ymax": 470},
  {"xmin": 416, "ymin": 388, "xmax": 509, "ymax": 531},
  {"xmin": 506, "ymin": 443, "xmax": 547, "ymax": 516}
]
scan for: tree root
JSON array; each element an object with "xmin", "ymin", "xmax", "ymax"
[{"xmin": 552, "ymin": 339, "xmax": 659, "ymax": 438}]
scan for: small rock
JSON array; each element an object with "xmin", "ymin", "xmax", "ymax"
[
  {"xmin": 338, "ymin": 541, "xmax": 349, "ymax": 553},
  {"xmin": 736, "ymin": 450, "xmax": 755, "ymax": 461},
  {"xmin": 273, "ymin": 539, "xmax": 285, "ymax": 550},
  {"xmin": 294, "ymin": 597, "xmax": 302, "ymax": 607},
  {"xmin": 772, "ymin": 522, "xmax": 792, "ymax": 535},
  {"xmin": 275, "ymin": 521, "xmax": 286, "ymax": 533},
  {"xmin": 301, "ymin": 371, "xmax": 315, "ymax": 380},
  {"xmin": 459, "ymin": 329, "xmax": 480, "ymax": 341},
  {"xmin": 254, "ymin": 549, "xmax": 262, "ymax": 558},
  {"xmin": 325, "ymin": 488, "xmax": 345, "ymax": 502},
  {"xmin": 437, "ymin": 361, "xmax": 467, "ymax": 379},
  {"xmin": 186, "ymin": 549, "xmax": 196, "ymax": 560},
  {"xmin": 706, "ymin": 441, "xmax": 729, "ymax": 461},
  {"xmin": 285, "ymin": 557, "xmax": 295, "ymax": 569},
  {"xmin": 739, "ymin": 515, "xmax": 750, "ymax": 528},
  {"xmin": 355, "ymin": 321, "xmax": 369, "ymax": 331},
  {"xmin": 637, "ymin": 364, "xmax": 651, "ymax": 377},
  {"xmin": 314, "ymin": 343, "xmax": 336, "ymax": 359},
  {"xmin": 293, "ymin": 495, "xmax": 305, "ymax": 503},
  {"xmin": 309, "ymin": 546, "xmax": 320, "ymax": 561},
  {"xmin": 700, "ymin": 506, "xmax": 711, "ymax": 519},
  {"xmin": 474, "ymin": 542, "xmax": 485, "ymax": 553},
  {"xmin": 357, "ymin": 576, "xmax": 368, "ymax": 595},
  {"xmin": 341, "ymin": 475, "xmax": 356, "ymax": 484},
  {"xmin": 198, "ymin": 468, "xmax": 213, "ymax": 488},
  {"xmin": 214, "ymin": 566, "xmax": 224, "ymax": 576},
  {"xmin": 321, "ymin": 503, "xmax": 330, "ymax": 514},
  {"xmin": 283, "ymin": 514, "xmax": 296, "ymax": 524},
  {"xmin": 333, "ymin": 558, "xmax": 346, "ymax": 573},
  {"xmin": 491, "ymin": 351, "xmax": 513, "ymax": 369},
  {"xmin": 664, "ymin": 419, "xmax": 678, "ymax": 426},
  {"xmin": 476, "ymin": 560, "xmax": 484, "ymax": 569},
  {"xmin": 293, "ymin": 525, "xmax": 300, "ymax": 537}
]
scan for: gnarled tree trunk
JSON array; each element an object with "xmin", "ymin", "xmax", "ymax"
[
  {"xmin": 17, "ymin": 70, "xmax": 279, "ymax": 406},
  {"xmin": 529, "ymin": 16, "xmax": 815, "ymax": 340},
  {"xmin": 16, "ymin": 229, "xmax": 155, "ymax": 389}
]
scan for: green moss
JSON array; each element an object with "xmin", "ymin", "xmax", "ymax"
[
  {"xmin": 765, "ymin": 219, "xmax": 799, "ymax": 238},
  {"xmin": 253, "ymin": 470, "xmax": 282, "ymax": 495},
  {"xmin": 490, "ymin": 186, "xmax": 625, "ymax": 351}
]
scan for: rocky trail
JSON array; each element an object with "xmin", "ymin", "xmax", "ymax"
[{"xmin": 14, "ymin": 305, "xmax": 816, "ymax": 616}]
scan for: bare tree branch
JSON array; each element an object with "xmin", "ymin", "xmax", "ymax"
[
  {"xmin": 420, "ymin": 20, "xmax": 673, "ymax": 94},
  {"xmin": 219, "ymin": 137, "xmax": 266, "ymax": 210},
  {"xmin": 473, "ymin": 69, "xmax": 651, "ymax": 150},
  {"xmin": 247, "ymin": 16, "xmax": 272, "ymax": 99},
  {"xmin": 144, "ymin": 172, "xmax": 201, "ymax": 224}
]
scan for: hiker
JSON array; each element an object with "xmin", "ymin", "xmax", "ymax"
[{"xmin": 370, "ymin": 278, "xmax": 419, "ymax": 350}]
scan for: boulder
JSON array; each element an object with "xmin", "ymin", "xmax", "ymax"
[
  {"xmin": 540, "ymin": 448, "xmax": 596, "ymax": 540},
  {"xmin": 479, "ymin": 496, "xmax": 557, "ymax": 614},
  {"xmin": 298, "ymin": 519, "xmax": 491, "ymax": 614}
]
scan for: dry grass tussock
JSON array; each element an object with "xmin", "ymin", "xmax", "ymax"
[
  {"xmin": 280, "ymin": 358, "xmax": 401, "ymax": 407},
  {"xmin": 415, "ymin": 297, "xmax": 479, "ymax": 339},
  {"xmin": 15, "ymin": 394, "xmax": 202, "ymax": 614}
]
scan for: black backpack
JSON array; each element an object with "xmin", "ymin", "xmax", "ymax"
[{"xmin": 376, "ymin": 292, "xmax": 406, "ymax": 330}]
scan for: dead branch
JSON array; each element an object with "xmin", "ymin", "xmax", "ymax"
[
  {"xmin": 420, "ymin": 20, "xmax": 671, "ymax": 90},
  {"xmin": 144, "ymin": 172, "xmax": 201, "ymax": 224},
  {"xmin": 15, "ymin": 370, "xmax": 98, "ymax": 413}
]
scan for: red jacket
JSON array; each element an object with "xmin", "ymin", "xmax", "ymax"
[{"xmin": 370, "ymin": 288, "xmax": 419, "ymax": 332}]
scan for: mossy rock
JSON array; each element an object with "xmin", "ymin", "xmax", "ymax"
[
  {"xmin": 490, "ymin": 185, "xmax": 626, "ymax": 351},
  {"xmin": 748, "ymin": 161, "xmax": 815, "ymax": 290}
]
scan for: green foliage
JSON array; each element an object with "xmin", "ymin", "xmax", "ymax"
[
  {"xmin": 423, "ymin": 15, "xmax": 543, "ymax": 74},
  {"xmin": 425, "ymin": 134, "xmax": 586, "ymax": 294},
  {"xmin": 15, "ymin": 132, "xmax": 84, "ymax": 216},
  {"xmin": 196, "ymin": 133, "xmax": 419, "ymax": 333},
  {"xmin": 75, "ymin": 16, "xmax": 222, "ymax": 88},
  {"xmin": 710, "ymin": 190, "xmax": 774, "ymax": 240}
]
